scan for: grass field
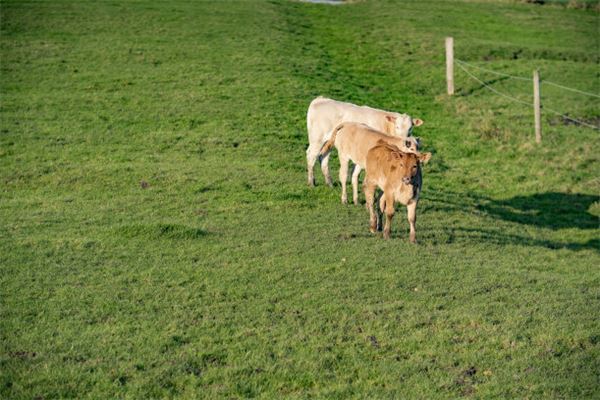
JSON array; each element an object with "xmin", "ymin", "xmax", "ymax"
[{"xmin": 1, "ymin": 0, "xmax": 599, "ymax": 398}]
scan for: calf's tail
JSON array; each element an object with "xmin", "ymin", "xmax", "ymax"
[{"xmin": 319, "ymin": 123, "xmax": 344, "ymax": 157}]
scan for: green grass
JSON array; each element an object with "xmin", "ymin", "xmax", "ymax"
[{"xmin": 1, "ymin": 0, "xmax": 599, "ymax": 398}]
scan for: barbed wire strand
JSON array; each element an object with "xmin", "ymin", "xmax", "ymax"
[
  {"xmin": 454, "ymin": 58, "xmax": 530, "ymax": 81},
  {"xmin": 542, "ymin": 80, "xmax": 600, "ymax": 99},
  {"xmin": 542, "ymin": 107, "xmax": 599, "ymax": 130},
  {"xmin": 456, "ymin": 58, "xmax": 600, "ymax": 99},
  {"xmin": 456, "ymin": 61, "xmax": 600, "ymax": 131},
  {"xmin": 454, "ymin": 61, "xmax": 532, "ymax": 106}
]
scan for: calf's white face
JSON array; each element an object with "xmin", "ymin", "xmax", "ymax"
[{"xmin": 386, "ymin": 113, "xmax": 424, "ymax": 137}]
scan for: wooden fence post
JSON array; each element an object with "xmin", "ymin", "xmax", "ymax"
[
  {"xmin": 446, "ymin": 37, "xmax": 454, "ymax": 95},
  {"xmin": 533, "ymin": 69, "xmax": 541, "ymax": 143}
]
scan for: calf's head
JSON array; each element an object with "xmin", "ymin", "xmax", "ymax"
[
  {"xmin": 390, "ymin": 150, "xmax": 432, "ymax": 185},
  {"xmin": 386, "ymin": 113, "xmax": 424, "ymax": 137}
]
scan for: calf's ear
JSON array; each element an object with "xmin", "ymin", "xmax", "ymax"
[
  {"xmin": 419, "ymin": 152, "xmax": 432, "ymax": 164},
  {"xmin": 385, "ymin": 115, "xmax": 397, "ymax": 122},
  {"xmin": 413, "ymin": 118, "xmax": 424, "ymax": 127}
]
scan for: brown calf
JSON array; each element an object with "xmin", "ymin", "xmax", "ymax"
[
  {"xmin": 363, "ymin": 141, "xmax": 431, "ymax": 242},
  {"xmin": 319, "ymin": 122, "xmax": 420, "ymax": 205}
]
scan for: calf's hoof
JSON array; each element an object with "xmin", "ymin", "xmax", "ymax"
[
  {"xmin": 325, "ymin": 178, "xmax": 334, "ymax": 187},
  {"xmin": 409, "ymin": 234, "xmax": 417, "ymax": 244}
]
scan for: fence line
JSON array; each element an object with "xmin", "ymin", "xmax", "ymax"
[
  {"xmin": 455, "ymin": 58, "xmax": 600, "ymax": 99},
  {"xmin": 454, "ymin": 61, "xmax": 532, "ymax": 106},
  {"xmin": 542, "ymin": 80, "xmax": 600, "ymax": 99},
  {"xmin": 454, "ymin": 57, "xmax": 599, "ymax": 131},
  {"xmin": 542, "ymin": 107, "xmax": 599, "ymax": 130},
  {"xmin": 454, "ymin": 59, "xmax": 530, "ymax": 82}
]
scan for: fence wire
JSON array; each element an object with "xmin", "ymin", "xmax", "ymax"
[
  {"xmin": 455, "ymin": 60, "xmax": 599, "ymax": 130},
  {"xmin": 542, "ymin": 80, "xmax": 600, "ymax": 99},
  {"xmin": 542, "ymin": 107, "xmax": 599, "ymax": 130},
  {"xmin": 455, "ymin": 59, "xmax": 530, "ymax": 82},
  {"xmin": 454, "ymin": 61, "xmax": 532, "ymax": 106},
  {"xmin": 456, "ymin": 58, "xmax": 600, "ymax": 99}
]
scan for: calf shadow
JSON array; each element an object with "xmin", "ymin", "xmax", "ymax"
[
  {"xmin": 447, "ymin": 227, "xmax": 599, "ymax": 252},
  {"xmin": 481, "ymin": 192, "xmax": 599, "ymax": 231},
  {"xmin": 425, "ymin": 189, "xmax": 599, "ymax": 251},
  {"xmin": 428, "ymin": 190, "xmax": 598, "ymax": 231}
]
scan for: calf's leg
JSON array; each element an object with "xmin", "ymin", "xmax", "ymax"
[
  {"xmin": 383, "ymin": 192, "xmax": 395, "ymax": 239},
  {"xmin": 320, "ymin": 152, "xmax": 333, "ymax": 187},
  {"xmin": 306, "ymin": 144, "xmax": 320, "ymax": 187},
  {"xmin": 377, "ymin": 192, "xmax": 385, "ymax": 231},
  {"xmin": 339, "ymin": 155, "xmax": 349, "ymax": 204},
  {"xmin": 363, "ymin": 178, "xmax": 377, "ymax": 233},
  {"xmin": 407, "ymin": 201, "xmax": 418, "ymax": 244},
  {"xmin": 351, "ymin": 165, "xmax": 362, "ymax": 206}
]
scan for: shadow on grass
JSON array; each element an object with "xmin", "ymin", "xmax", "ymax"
[
  {"xmin": 119, "ymin": 223, "xmax": 209, "ymax": 240},
  {"xmin": 425, "ymin": 189, "xmax": 599, "ymax": 251},
  {"xmin": 429, "ymin": 190, "xmax": 598, "ymax": 230},
  {"xmin": 450, "ymin": 227, "xmax": 599, "ymax": 252},
  {"xmin": 337, "ymin": 225, "xmax": 599, "ymax": 251},
  {"xmin": 481, "ymin": 192, "xmax": 599, "ymax": 231},
  {"xmin": 457, "ymin": 76, "xmax": 510, "ymax": 97}
]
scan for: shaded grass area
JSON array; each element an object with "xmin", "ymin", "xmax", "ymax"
[{"xmin": 1, "ymin": 0, "xmax": 599, "ymax": 398}]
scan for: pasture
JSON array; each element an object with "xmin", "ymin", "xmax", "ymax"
[{"xmin": 1, "ymin": 0, "xmax": 599, "ymax": 398}]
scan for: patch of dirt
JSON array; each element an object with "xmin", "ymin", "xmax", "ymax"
[
  {"xmin": 337, "ymin": 232, "xmax": 357, "ymax": 240},
  {"xmin": 9, "ymin": 351, "xmax": 36, "ymax": 359},
  {"xmin": 454, "ymin": 366, "xmax": 478, "ymax": 396},
  {"xmin": 368, "ymin": 335, "xmax": 380, "ymax": 348}
]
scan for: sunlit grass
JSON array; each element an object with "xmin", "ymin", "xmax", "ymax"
[{"xmin": 1, "ymin": 0, "xmax": 598, "ymax": 398}]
